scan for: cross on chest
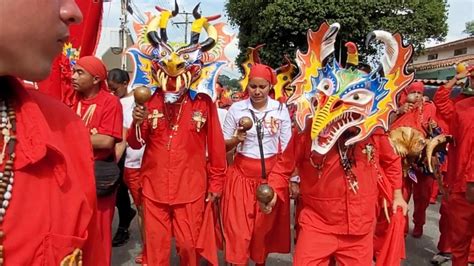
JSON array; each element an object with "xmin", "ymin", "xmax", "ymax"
[
  {"xmin": 150, "ymin": 110, "xmax": 164, "ymax": 129},
  {"xmin": 192, "ymin": 112, "xmax": 206, "ymax": 132}
]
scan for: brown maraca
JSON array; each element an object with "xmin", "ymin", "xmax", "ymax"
[
  {"xmin": 239, "ymin": 116, "xmax": 253, "ymax": 131},
  {"xmin": 256, "ymin": 184, "xmax": 275, "ymax": 205},
  {"xmin": 134, "ymin": 86, "xmax": 152, "ymax": 105}
]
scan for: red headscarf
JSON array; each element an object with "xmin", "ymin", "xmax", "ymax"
[
  {"xmin": 406, "ymin": 81, "xmax": 424, "ymax": 94},
  {"xmin": 249, "ymin": 63, "xmax": 277, "ymax": 85},
  {"xmin": 76, "ymin": 56, "xmax": 108, "ymax": 91}
]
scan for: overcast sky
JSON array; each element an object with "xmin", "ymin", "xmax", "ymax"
[{"xmin": 102, "ymin": 0, "xmax": 474, "ymax": 77}]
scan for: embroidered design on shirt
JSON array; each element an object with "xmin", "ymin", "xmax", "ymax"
[
  {"xmin": 76, "ymin": 102, "xmax": 96, "ymax": 127},
  {"xmin": 148, "ymin": 109, "xmax": 164, "ymax": 129},
  {"xmin": 60, "ymin": 248, "xmax": 83, "ymax": 266},
  {"xmin": 264, "ymin": 116, "xmax": 281, "ymax": 135},
  {"xmin": 362, "ymin": 143, "xmax": 375, "ymax": 162},
  {"xmin": 192, "ymin": 111, "xmax": 207, "ymax": 132}
]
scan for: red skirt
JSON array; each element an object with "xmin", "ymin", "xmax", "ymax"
[{"xmin": 221, "ymin": 154, "xmax": 291, "ymax": 264}]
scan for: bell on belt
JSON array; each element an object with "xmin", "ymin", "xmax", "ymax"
[
  {"xmin": 134, "ymin": 86, "xmax": 152, "ymax": 105},
  {"xmin": 256, "ymin": 184, "xmax": 275, "ymax": 204},
  {"xmin": 239, "ymin": 116, "xmax": 253, "ymax": 131}
]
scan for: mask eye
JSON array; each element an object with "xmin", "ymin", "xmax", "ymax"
[
  {"xmin": 317, "ymin": 78, "xmax": 335, "ymax": 96},
  {"xmin": 183, "ymin": 54, "xmax": 189, "ymax": 60},
  {"xmin": 160, "ymin": 51, "xmax": 167, "ymax": 57},
  {"xmin": 342, "ymin": 90, "xmax": 373, "ymax": 106}
]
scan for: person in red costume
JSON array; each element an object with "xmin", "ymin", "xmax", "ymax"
[
  {"xmin": 391, "ymin": 81, "xmax": 440, "ymax": 238},
  {"xmin": 432, "ymin": 67, "xmax": 474, "ymax": 266},
  {"xmin": 72, "ymin": 56, "xmax": 123, "ymax": 265},
  {"xmin": 128, "ymin": 80, "xmax": 227, "ymax": 265},
  {"xmin": 221, "ymin": 64, "xmax": 292, "ymax": 265},
  {"xmin": 0, "ymin": 0, "xmax": 106, "ymax": 265},
  {"xmin": 275, "ymin": 125, "xmax": 407, "ymax": 265}
]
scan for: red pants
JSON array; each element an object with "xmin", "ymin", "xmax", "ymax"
[
  {"xmin": 437, "ymin": 194, "xmax": 474, "ymax": 260},
  {"xmin": 402, "ymin": 173, "xmax": 434, "ymax": 230},
  {"xmin": 97, "ymin": 193, "xmax": 116, "ymax": 266},
  {"xmin": 123, "ymin": 167, "xmax": 142, "ymax": 205},
  {"xmin": 449, "ymin": 192, "xmax": 474, "ymax": 266},
  {"xmin": 431, "ymin": 181, "xmax": 439, "ymax": 202},
  {"xmin": 438, "ymin": 195, "xmax": 450, "ymax": 252},
  {"xmin": 143, "ymin": 196, "xmax": 205, "ymax": 266},
  {"xmin": 294, "ymin": 228, "xmax": 372, "ymax": 266},
  {"xmin": 373, "ymin": 202, "xmax": 389, "ymax": 259},
  {"xmin": 221, "ymin": 155, "xmax": 290, "ymax": 264}
]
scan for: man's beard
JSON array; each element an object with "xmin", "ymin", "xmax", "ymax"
[{"xmin": 164, "ymin": 91, "xmax": 184, "ymax": 103}]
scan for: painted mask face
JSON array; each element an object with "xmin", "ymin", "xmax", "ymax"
[
  {"xmin": 289, "ymin": 23, "xmax": 414, "ymax": 154},
  {"xmin": 127, "ymin": 1, "xmax": 234, "ymax": 103}
]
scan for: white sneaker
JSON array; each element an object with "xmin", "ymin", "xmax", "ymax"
[{"xmin": 430, "ymin": 253, "xmax": 451, "ymax": 265}]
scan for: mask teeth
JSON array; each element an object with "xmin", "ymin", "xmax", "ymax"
[
  {"xmin": 162, "ymin": 74, "xmax": 168, "ymax": 91},
  {"xmin": 156, "ymin": 69, "xmax": 162, "ymax": 86},
  {"xmin": 182, "ymin": 72, "xmax": 189, "ymax": 88},
  {"xmin": 187, "ymin": 72, "xmax": 192, "ymax": 86},
  {"xmin": 176, "ymin": 75, "xmax": 182, "ymax": 90}
]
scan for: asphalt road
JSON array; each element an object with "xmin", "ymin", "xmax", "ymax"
[{"xmin": 111, "ymin": 196, "xmax": 452, "ymax": 266}]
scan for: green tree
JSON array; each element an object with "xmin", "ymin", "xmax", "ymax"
[
  {"xmin": 226, "ymin": 0, "xmax": 448, "ymax": 69},
  {"xmin": 218, "ymin": 74, "xmax": 242, "ymax": 90},
  {"xmin": 463, "ymin": 20, "xmax": 474, "ymax": 36}
]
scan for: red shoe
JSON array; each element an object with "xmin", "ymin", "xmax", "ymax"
[{"xmin": 412, "ymin": 225, "xmax": 423, "ymax": 238}]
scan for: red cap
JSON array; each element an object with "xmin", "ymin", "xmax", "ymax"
[{"xmin": 249, "ymin": 64, "xmax": 277, "ymax": 85}]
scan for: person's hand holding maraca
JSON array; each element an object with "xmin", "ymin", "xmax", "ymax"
[
  {"xmin": 234, "ymin": 116, "xmax": 253, "ymax": 142},
  {"xmin": 257, "ymin": 183, "xmax": 277, "ymax": 214},
  {"xmin": 133, "ymin": 86, "xmax": 151, "ymax": 125}
]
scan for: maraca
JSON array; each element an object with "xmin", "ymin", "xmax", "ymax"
[
  {"xmin": 239, "ymin": 116, "xmax": 253, "ymax": 131},
  {"xmin": 134, "ymin": 86, "xmax": 152, "ymax": 106},
  {"xmin": 256, "ymin": 184, "xmax": 275, "ymax": 205}
]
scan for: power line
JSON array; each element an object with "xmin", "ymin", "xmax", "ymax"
[
  {"xmin": 172, "ymin": 10, "xmax": 194, "ymax": 43},
  {"xmin": 130, "ymin": 0, "xmax": 146, "ymax": 23}
]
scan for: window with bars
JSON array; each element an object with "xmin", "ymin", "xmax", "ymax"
[
  {"xmin": 427, "ymin": 54, "xmax": 438, "ymax": 60},
  {"xmin": 454, "ymin": 48, "xmax": 467, "ymax": 56}
]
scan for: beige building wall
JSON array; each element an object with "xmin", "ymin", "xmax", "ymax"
[{"xmin": 413, "ymin": 37, "xmax": 474, "ymax": 64}]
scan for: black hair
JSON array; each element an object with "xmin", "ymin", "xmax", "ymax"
[{"xmin": 108, "ymin": 68, "xmax": 130, "ymax": 83}]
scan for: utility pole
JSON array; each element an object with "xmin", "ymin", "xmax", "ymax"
[
  {"xmin": 173, "ymin": 11, "xmax": 193, "ymax": 43},
  {"xmin": 120, "ymin": 0, "xmax": 129, "ymax": 70}
]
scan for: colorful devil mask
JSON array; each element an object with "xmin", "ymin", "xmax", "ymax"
[
  {"xmin": 288, "ymin": 22, "xmax": 413, "ymax": 155},
  {"xmin": 127, "ymin": 1, "xmax": 234, "ymax": 103}
]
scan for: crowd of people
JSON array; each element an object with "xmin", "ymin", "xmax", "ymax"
[{"xmin": 1, "ymin": 1, "xmax": 474, "ymax": 266}]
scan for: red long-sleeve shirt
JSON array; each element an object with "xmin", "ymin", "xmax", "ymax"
[
  {"xmin": 127, "ymin": 92, "xmax": 226, "ymax": 204},
  {"xmin": 269, "ymin": 126, "xmax": 401, "ymax": 235},
  {"xmin": 444, "ymin": 97, "xmax": 474, "ymax": 191},
  {"xmin": 1, "ymin": 77, "xmax": 104, "ymax": 265},
  {"xmin": 433, "ymin": 85, "xmax": 468, "ymax": 125},
  {"xmin": 433, "ymin": 85, "xmax": 474, "ymax": 190}
]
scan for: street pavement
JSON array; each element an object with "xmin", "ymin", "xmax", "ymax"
[{"xmin": 112, "ymin": 195, "xmax": 451, "ymax": 266}]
